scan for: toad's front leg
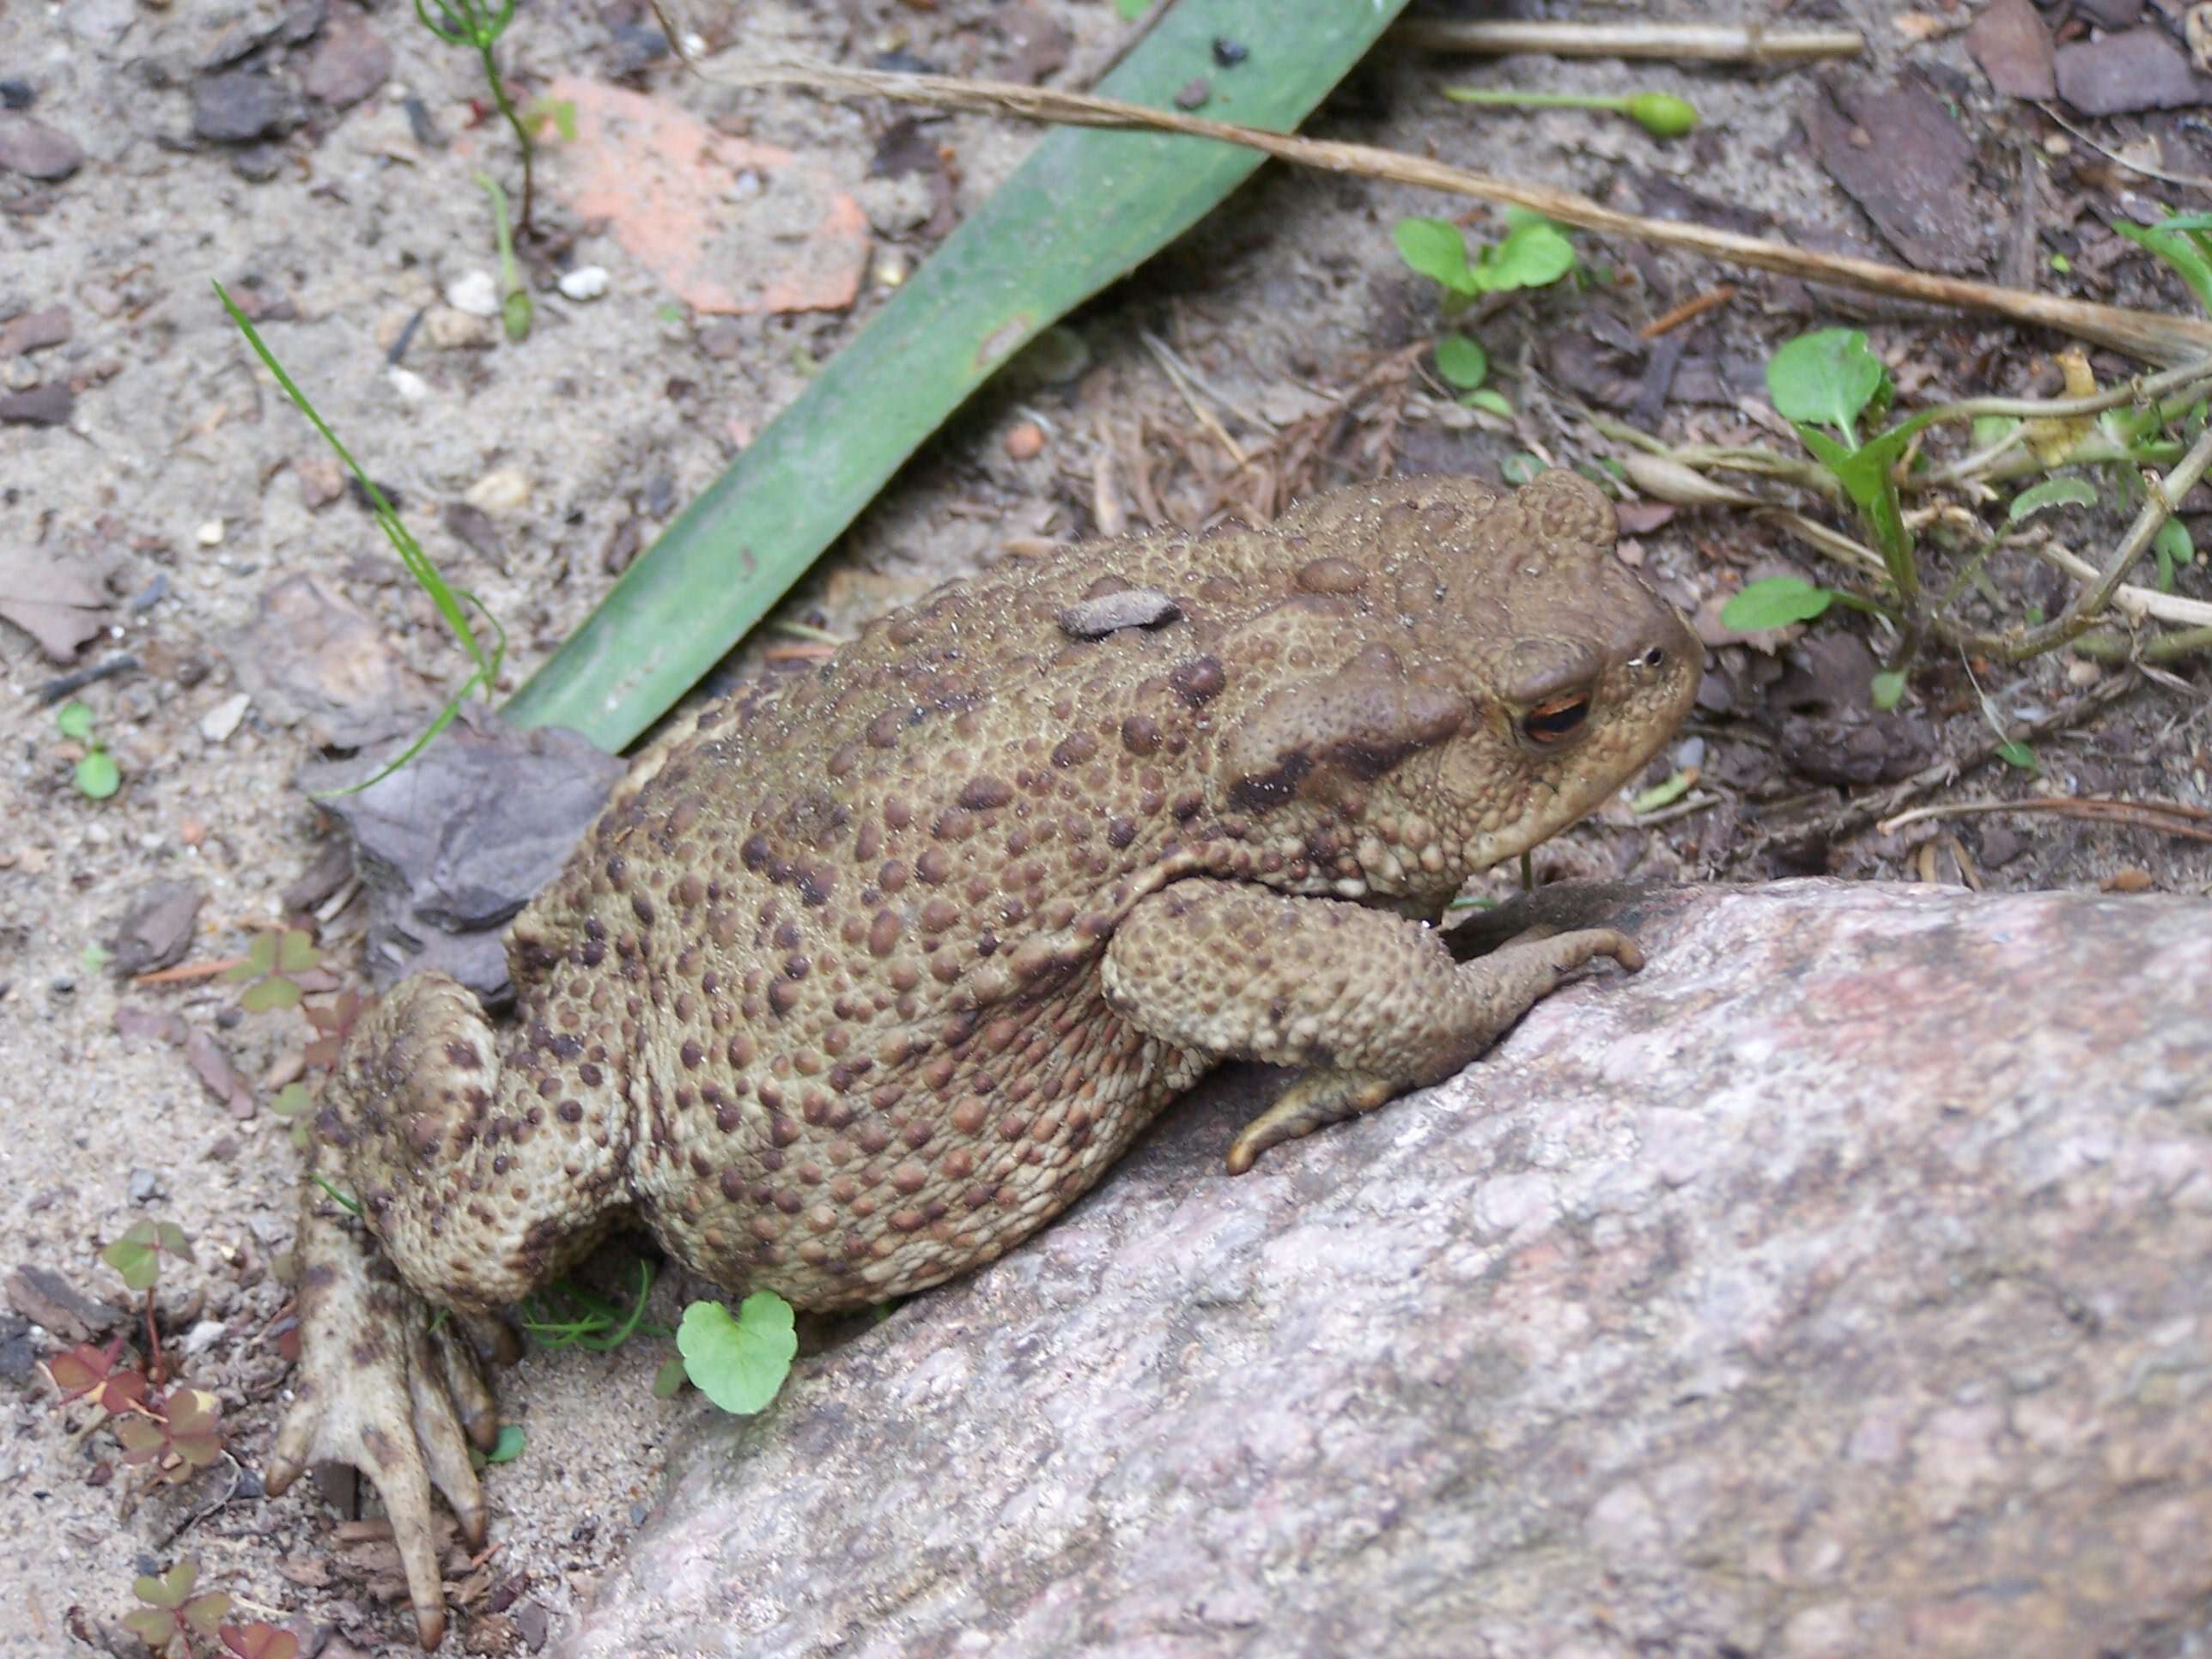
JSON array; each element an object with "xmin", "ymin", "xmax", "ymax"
[{"xmin": 1099, "ymin": 878, "xmax": 1642, "ymax": 1173}]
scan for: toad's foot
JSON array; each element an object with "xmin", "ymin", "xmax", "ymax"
[
  {"xmin": 267, "ymin": 1174, "xmax": 497, "ymax": 1650},
  {"xmin": 1101, "ymin": 878, "xmax": 1643, "ymax": 1173}
]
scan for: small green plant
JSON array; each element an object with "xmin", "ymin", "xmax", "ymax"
[
  {"xmin": 675, "ymin": 1291, "xmax": 797, "ymax": 1414},
  {"xmin": 1394, "ymin": 208, "xmax": 1577, "ymax": 313},
  {"xmin": 123, "ymin": 1557, "xmax": 300, "ymax": 1659},
  {"xmin": 478, "ymin": 170, "xmax": 532, "ymax": 341},
  {"xmin": 411, "ymin": 0, "xmax": 562, "ymax": 243},
  {"xmin": 56, "ymin": 700, "xmax": 120, "ymax": 799},
  {"xmin": 518, "ymin": 1261, "xmax": 668, "ymax": 1352},
  {"xmin": 224, "ymin": 928, "xmax": 319, "ymax": 1013},
  {"xmin": 216, "ymin": 281, "xmax": 506, "ymax": 792},
  {"xmin": 1443, "ymin": 85, "xmax": 1699, "ymax": 140},
  {"xmin": 269, "ymin": 1083, "xmax": 315, "ymax": 1152},
  {"xmin": 1431, "ymin": 332, "xmax": 1512, "ymax": 417}
]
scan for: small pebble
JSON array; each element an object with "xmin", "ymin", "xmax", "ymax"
[
  {"xmin": 1174, "ymin": 76, "xmax": 1211, "ymax": 111},
  {"xmin": 557, "ymin": 264, "xmax": 610, "ymax": 301},
  {"xmin": 181, "ymin": 1319, "xmax": 228, "ymax": 1357},
  {"xmin": 465, "ymin": 465, "xmax": 532, "ymax": 514},
  {"xmin": 195, "ymin": 518, "xmax": 224, "ymax": 547},
  {"xmin": 127, "ymin": 1168, "xmax": 160, "ymax": 1202},
  {"xmin": 388, "ymin": 365, "xmax": 428, "ymax": 402},
  {"xmin": 445, "ymin": 269, "xmax": 501, "ymax": 318},
  {"xmin": 1003, "ymin": 421, "xmax": 1045, "ymax": 461},
  {"xmin": 199, "ymin": 691, "xmax": 251, "ymax": 744}
]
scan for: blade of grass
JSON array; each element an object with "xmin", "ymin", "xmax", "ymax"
[{"xmin": 503, "ymin": 0, "xmax": 1411, "ymax": 750}]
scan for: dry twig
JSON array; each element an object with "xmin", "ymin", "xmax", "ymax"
[
  {"xmin": 723, "ymin": 62, "xmax": 2212, "ymax": 366},
  {"xmin": 1391, "ymin": 19, "xmax": 1866, "ymax": 64}
]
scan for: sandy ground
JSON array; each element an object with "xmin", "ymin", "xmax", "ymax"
[{"xmin": 4, "ymin": 1, "xmax": 2209, "ymax": 1654}]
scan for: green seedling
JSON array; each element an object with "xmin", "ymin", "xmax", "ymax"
[
  {"xmin": 478, "ymin": 171, "xmax": 532, "ymax": 342},
  {"xmin": 479, "ymin": 1423, "xmax": 526, "ymax": 1468},
  {"xmin": 224, "ymin": 928, "xmax": 319, "ymax": 1014},
  {"xmin": 100, "ymin": 1218, "xmax": 193, "ymax": 1386},
  {"xmin": 125, "ymin": 1559, "xmax": 230, "ymax": 1654},
  {"xmin": 412, "ymin": 0, "xmax": 547, "ymax": 241},
  {"xmin": 675, "ymin": 1291, "xmax": 797, "ymax": 1415},
  {"xmin": 1395, "ymin": 208, "xmax": 1577, "ymax": 313},
  {"xmin": 216, "ymin": 281, "xmax": 506, "ymax": 793},
  {"xmin": 1629, "ymin": 769, "xmax": 1694, "ymax": 814},
  {"xmin": 1431, "ymin": 332, "xmax": 1512, "ymax": 416},
  {"xmin": 56, "ymin": 700, "xmax": 120, "ymax": 799},
  {"xmin": 1443, "ymin": 85, "xmax": 1699, "ymax": 140},
  {"xmin": 269, "ymin": 1083, "xmax": 314, "ymax": 1152}
]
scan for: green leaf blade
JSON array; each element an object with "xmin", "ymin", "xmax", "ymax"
[
  {"xmin": 1394, "ymin": 216, "xmax": 1476, "ymax": 295},
  {"xmin": 2008, "ymin": 477, "xmax": 2099, "ymax": 523},
  {"xmin": 1767, "ymin": 328, "xmax": 1886, "ymax": 441},
  {"xmin": 1720, "ymin": 575, "xmax": 1834, "ymax": 632}
]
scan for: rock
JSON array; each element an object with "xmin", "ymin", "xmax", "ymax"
[
  {"xmin": 1966, "ymin": 0, "xmax": 2057, "ymax": 100},
  {"xmin": 2055, "ymin": 26, "xmax": 2209, "ymax": 114},
  {"xmin": 556, "ymin": 264, "xmax": 610, "ymax": 301},
  {"xmin": 107, "ymin": 878, "xmax": 206, "ymax": 976},
  {"xmin": 225, "ymin": 572, "xmax": 425, "ymax": 750},
  {"xmin": 298, "ymin": 702, "xmax": 627, "ymax": 999},
  {"xmin": 0, "ymin": 305, "xmax": 70, "ymax": 356},
  {"xmin": 463, "ymin": 466, "xmax": 531, "ymax": 514},
  {"xmin": 565, "ymin": 880, "xmax": 2212, "ymax": 1659},
  {"xmin": 0, "ymin": 383, "xmax": 72, "ymax": 426},
  {"xmin": 191, "ymin": 70, "xmax": 297, "ymax": 144},
  {"xmin": 299, "ymin": 12, "xmax": 391, "ymax": 109},
  {"xmin": 387, "ymin": 365, "xmax": 428, "ymax": 402},
  {"xmin": 1804, "ymin": 76, "xmax": 1996, "ymax": 275},
  {"xmin": 0, "ymin": 112, "xmax": 81, "ymax": 179},
  {"xmin": 198, "ymin": 691, "xmax": 251, "ymax": 744},
  {"xmin": 444, "ymin": 269, "xmax": 500, "ymax": 317}
]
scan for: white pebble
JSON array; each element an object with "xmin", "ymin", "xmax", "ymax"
[
  {"xmin": 465, "ymin": 465, "xmax": 532, "ymax": 514},
  {"xmin": 181, "ymin": 1319, "xmax": 228, "ymax": 1358},
  {"xmin": 195, "ymin": 519, "xmax": 224, "ymax": 547},
  {"xmin": 199, "ymin": 691, "xmax": 251, "ymax": 744},
  {"xmin": 388, "ymin": 366, "xmax": 428, "ymax": 402},
  {"xmin": 445, "ymin": 269, "xmax": 501, "ymax": 317},
  {"xmin": 558, "ymin": 264, "xmax": 611, "ymax": 301}
]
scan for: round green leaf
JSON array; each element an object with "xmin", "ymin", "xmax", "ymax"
[
  {"xmin": 1465, "ymin": 388, "xmax": 1513, "ymax": 417},
  {"xmin": 677, "ymin": 1293, "xmax": 796, "ymax": 1415},
  {"xmin": 1432, "ymin": 333, "xmax": 1488, "ymax": 389},
  {"xmin": 1720, "ymin": 575, "xmax": 1834, "ymax": 632},
  {"xmin": 1766, "ymin": 329, "xmax": 1885, "ymax": 437},
  {"xmin": 1870, "ymin": 671, "xmax": 1907, "ymax": 710},
  {"xmin": 1392, "ymin": 216, "xmax": 1476, "ymax": 295},
  {"xmin": 484, "ymin": 1424, "xmax": 526, "ymax": 1464},
  {"xmin": 76, "ymin": 750, "xmax": 120, "ymax": 799},
  {"xmin": 1479, "ymin": 222, "xmax": 1576, "ymax": 291},
  {"xmin": 652, "ymin": 1355, "xmax": 690, "ymax": 1400},
  {"xmin": 57, "ymin": 700, "xmax": 96, "ymax": 740}
]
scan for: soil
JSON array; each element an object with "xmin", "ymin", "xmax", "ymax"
[{"xmin": 3, "ymin": 1, "xmax": 2209, "ymax": 1655}]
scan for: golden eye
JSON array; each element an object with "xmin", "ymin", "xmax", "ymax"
[{"xmin": 1521, "ymin": 694, "xmax": 1589, "ymax": 744}]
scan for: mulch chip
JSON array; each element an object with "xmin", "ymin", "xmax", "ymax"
[
  {"xmin": 1804, "ymin": 76, "xmax": 1996, "ymax": 275},
  {"xmin": 2054, "ymin": 24, "xmax": 2212, "ymax": 115}
]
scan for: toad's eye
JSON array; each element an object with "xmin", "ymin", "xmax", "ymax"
[
  {"xmin": 1521, "ymin": 693, "xmax": 1589, "ymax": 745},
  {"xmin": 1640, "ymin": 646, "xmax": 1667, "ymax": 668}
]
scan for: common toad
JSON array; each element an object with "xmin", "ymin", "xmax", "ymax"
[{"xmin": 269, "ymin": 470, "xmax": 1699, "ymax": 1644}]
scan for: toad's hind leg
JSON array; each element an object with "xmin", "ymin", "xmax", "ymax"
[
  {"xmin": 269, "ymin": 972, "xmax": 635, "ymax": 1647},
  {"xmin": 1100, "ymin": 879, "xmax": 1642, "ymax": 1174}
]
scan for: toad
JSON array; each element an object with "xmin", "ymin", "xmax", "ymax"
[{"xmin": 269, "ymin": 470, "xmax": 1699, "ymax": 1644}]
